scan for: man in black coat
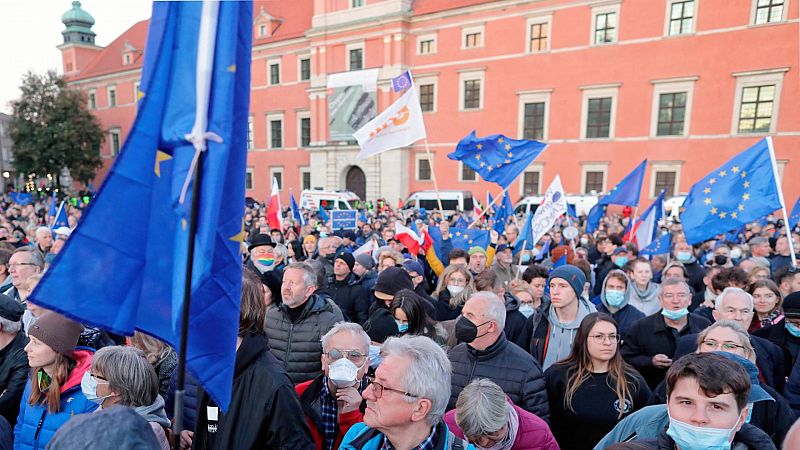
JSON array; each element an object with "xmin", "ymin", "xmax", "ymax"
[
  {"xmin": 326, "ymin": 253, "xmax": 369, "ymax": 324},
  {"xmin": 473, "ymin": 270, "xmax": 531, "ymax": 350},
  {"xmin": 621, "ymin": 279, "xmax": 711, "ymax": 389},
  {"xmin": 0, "ymin": 294, "xmax": 27, "ymax": 427},
  {"xmin": 244, "ymin": 233, "xmax": 286, "ymax": 304},
  {"xmin": 671, "ymin": 240, "xmax": 705, "ymax": 295},
  {"xmin": 447, "ymin": 291, "xmax": 549, "ymax": 422},
  {"xmin": 592, "ymin": 234, "xmax": 623, "ymax": 297}
]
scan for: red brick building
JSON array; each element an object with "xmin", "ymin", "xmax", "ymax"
[{"xmin": 60, "ymin": 0, "xmax": 799, "ymax": 208}]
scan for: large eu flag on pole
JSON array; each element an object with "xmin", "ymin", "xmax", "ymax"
[
  {"xmin": 448, "ymin": 131, "xmax": 547, "ymax": 189},
  {"xmin": 30, "ymin": 1, "xmax": 252, "ymax": 410},
  {"xmin": 681, "ymin": 138, "xmax": 783, "ymax": 245},
  {"xmin": 586, "ymin": 160, "xmax": 647, "ymax": 233}
]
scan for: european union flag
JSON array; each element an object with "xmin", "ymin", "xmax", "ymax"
[
  {"xmin": 640, "ymin": 233, "xmax": 671, "ymax": 256},
  {"xmin": 789, "ymin": 196, "xmax": 800, "ymax": 231},
  {"xmin": 9, "ymin": 192, "xmax": 33, "ymax": 206},
  {"xmin": 455, "ymin": 215, "xmax": 468, "ymax": 229},
  {"xmin": 448, "ymin": 131, "xmax": 547, "ymax": 189},
  {"xmin": 51, "ymin": 201, "xmax": 68, "ymax": 229},
  {"xmin": 290, "ymin": 192, "xmax": 305, "ymax": 226},
  {"xmin": 48, "ymin": 191, "xmax": 57, "ymax": 218},
  {"xmin": 566, "ymin": 203, "xmax": 577, "ymax": 219},
  {"xmin": 586, "ymin": 160, "xmax": 647, "ymax": 233},
  {"xmin": 491, "ymin": 191, "xmax": 515, "ymax": 234},
  {"xmin": 513, "ymin": 211, "xmax": 535, "ymax": 255},
  {"xmin": 318, "ymin": 204, "xmax": 330, "ymax": 223},
  {"xmin": 681, "ymin": 139, "xmax": 782, "ymax": 245},
  {"xmin": 30, "ymin": 1, "xmax": 252, "ymax": 410},
  {"xmin": 429, "ymin": 226, "xmax": 490, "ymax": 258}
]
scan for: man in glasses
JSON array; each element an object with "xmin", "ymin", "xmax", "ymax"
[
  {"xmin": 340, "ymin": 334, "xmax": 472, "ymax": 450},
  {"xmin": 4, "ymin": 247, "xmax": 43, "ymax": 304},
  {"xmin": 296, "ymin": 322, "xmax": 370, "ymax": 450}
]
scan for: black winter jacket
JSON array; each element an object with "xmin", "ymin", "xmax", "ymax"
[
  {"xmin": 448, "ymin": 333, "xmax": 549, "ymax": 422},
  {"xmin": 0, "ymin": 332, "xmax": 28, "ymax": 427},
  {"xmin": 754, "ymin": 317, "xmax": 800, "ymax": 373},
  {"xmin": 192, "ymin": 333, "xmax": 314, "ymax": 450},
  {"xmin": 326, "ymin": 273, "xmax": 370, "ymax": 325},
  {"xmin": 265, "ymin": 293, "xmax": 344, "ymax": 383},
  {"xmin": 503, "ymin": 292, "xmax": 531, "ymax": 351}
]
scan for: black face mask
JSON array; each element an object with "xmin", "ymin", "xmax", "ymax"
[
  {"xmin": 454, "ymin": 316, "xmax": 491, "ymax": 343},
  {"xmin": 714, "ymin": 255, "xmax": 728, "ymax": 266}
]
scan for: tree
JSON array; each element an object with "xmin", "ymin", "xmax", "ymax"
[{"xmin": 9, "ymin": 70, "xmax": 103, "ymax": 187}]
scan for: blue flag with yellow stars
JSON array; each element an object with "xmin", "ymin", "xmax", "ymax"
[
  {"xmin": 29, "ymin": 1, "xmax": 252, "ymax": 410},
  {"xmin": 789, "ymin": 196, "xmax": 800, "ymax": 231},
  {"xmin": 586, "ymin": 160, "xmax": 647, "ymax": 233},
  {"xmin": 640, "ymin": 232, "xmax": 671, "ymax": 256},
  {"xmin": 428, "ymin": 226, "xmax": 490, "ymax": 260},
  {"xmin": 448, "ymin": 131, "xmax": 547, "ymax": 189},
  {"xmin": 681, "ymin": 138, "xmax": 783, "ymax": 245}
]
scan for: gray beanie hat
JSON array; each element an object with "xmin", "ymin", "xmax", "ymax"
[
  {"xmin": 548, "ymin": 265, "xmax": 587, "ymax": 300},
  {"xmin": 355, "ymin": 253, "xmax": 375, "ymax": 271}
]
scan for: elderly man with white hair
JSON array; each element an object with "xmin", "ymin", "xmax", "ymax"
[
  {"xmin": 340, "ymin": 334, "xmax": 471, "ymax": 450},
  {"xmin": 674, "ymin": 286, "xmax": 786, "ymax": 391},
  {"xmin": 447, "ymin": 292, "xmax": 550, "ymax": 422},
  {"xmin": 34, "ymin": 227, "xmax": 53, "ymax": 256}
]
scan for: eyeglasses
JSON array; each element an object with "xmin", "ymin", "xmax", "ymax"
[
  {"xmin": 589, "ymin": 333, "xmax": 620, "ymax": 344},
  {"xmin": 90, "ymin": 373, "xmax": 109, "ymax": 384},
  {"xmin": 366, "ymin": 376, "xmax": 418, "ymax": 399},
  {"xmin": 466, "ymin": 427, "xmax": 507, "ymax": 445},
  {"xmin": 8, "ymin": 263, "xmax": 36, "ymax": 269},
  {"xmin": 449, "ymin": 277, "xmax": 467, "ymax": 285},
  {"xmin": 701, "ymin": 340, "xmax": 745, "ymax": 351},
  {"xmin": 324, "ymin": 349, "xmax": 367, "ymax": 365}
]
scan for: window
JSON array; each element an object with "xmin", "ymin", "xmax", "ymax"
[
  {"xmin": 753, "ymin": 0, "xmax": 786, "ymax": 24},
  {"xmin": 247, "ymin": 115, "xmax": 254, "ymax": 150},
  {"xmin": 654, "ymin": 171, "xmax": 677, "ymax": 196},
  {"xmin": 107, "ymin": 86, "xmax": 117, "ymax": 107},
  {"xmin": 300, "ymin": 117, "xmax": 311, "ymax": 147},
  {"xmin": 349, "ymin": 48, "xmax": 363, "ymax": 71},
  {"xmin": 522, "ymin": 170, "xmax": 541, "ymax": 196},
  {"xmin": 462, "ymin": 26, "xmax": 485, "ymax": 49},
  {"xmin": 592, "ymin": 5, "xmax": 620, "ymax": 45},
  {"xmin": 299, "ymin": 58, "xmax": 311, "ymax": 81},
  {"xmin": 133, "ymin": 81, "xmax": 141, "ymax": 104},
  {"xmin": 351, "ymin": 0, "xmax": 364, "ymax": 7},
  {"xmin": 270, "ymin": 168, "xmax": 283, "ymax": 190},
  {"xmin": 582, "ymin": 163, "xmax": 608, "ymax": 194},
  {"xmin": 657, "ymin": 92, "xmax": 687, "ymax": 136},
  {"xmin": 258, "ymin": 25, "xmax": 267, "ymax": 37},
  {"xmin": 124, "ymin": 53, "xmax": 131, "ymax": 65},
  {"xmin": 417, "ymin": 156, "xmax": 431, "ymax": 181},
  {"xmin": 301, "ymin": 168, "xmax": 311, "ymax": 190},
  {"xmin": 269, "ymin": 62, "xmax": 280, "ymax": 85},
  {"xmin": 586, "ymin": 97, "xmax": 613, "ymax": 138},
  {"xmin": 419, "ymin": 84, "xmax": 435, "ymax": 112},
  {"xmin": 109, "ymin": 129, "xmax": 121, "ymax": 156},
  {"xmin": 668, "ymin": 1, "xmax": 695, "ymax": 35},
  {"xmin": 737, "ymin": 85, "xmax": 775, "ymax": 133},
  {"xmin": 245, "ymin": 167, "xmax": 254, "ymax": 190},
  {"xmin": 523, "ymin": 102, "xmax": 546, "ymax": 140},
  {"xmin": 88, "ymin": 90, "xmax": 96, "ymax": 109},
  {"xmin": 461, "ymin": 163, "xmax": 477, "ymax": 182},
  {"xmin": 417, "ymin": 34, "xmax": 437, "ymax": 55},
  {"xmin": 528, "ymin": 21, "xmax": 549, "ymax": 53},
  {"xmin": 732, "ymin": 68, "xmax": 786, "ymax": 134},
  {"xmin": 464, "ymin": 80, "xmax": 481, "ymax": 110},
  {"xmin": 267, "ymin": 113, "xmax": 284, "ymax": 149}
]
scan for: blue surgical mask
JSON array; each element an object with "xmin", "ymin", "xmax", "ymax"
[
  {"xmin": 676, "ymin": 251, "xmax": 692, "ymax": 262},
  {"xmin": 519, "ymin": 304, "xmax": 535, "ymax": 318},
  {"xmin": 614, "ymin": 256, "xmax": 629, "ymax": 268},
  {"xmin": 81, "ymin": 372, "xmax": 113, "ymax": 406},
  {"xmin": 395, "ymin": 320, "xmax": 408, "ymax": 333},
  {"xmin": 368, "ymin": 344, "xmax": 382, "ymax": 368},
  {"xmin": 605, "ymin": 290, "xmax": 626, "ymax": 307},
  {"xmin": 786, "ymin": 322, "xmax": 800, "ymax": 338},
  {"xmin": 745, "ymin": 403, "xmax": 753, "ymax": 423},
  {"xmin": 661, "ymin": 307, "xmax": 689, "ymax": 321},
  {"xmin": 666, "ymin": 413, "xmax": 740, "ymax": 450}
]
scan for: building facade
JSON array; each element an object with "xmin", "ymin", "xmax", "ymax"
[{"xmin": 60, "ymin": 0, "xmax": 800, "ymax": 208}]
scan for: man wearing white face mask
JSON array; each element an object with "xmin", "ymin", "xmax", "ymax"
[
  {"xmin": 296, "ymin": 322, "xmax": 370, "ymax": 450},
  {"xmin": 596, "ymin": 270, "xmax": 644, "ymax": 336}
]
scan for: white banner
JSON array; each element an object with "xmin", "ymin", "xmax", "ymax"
[
  {"xmin": 530, "ymin": 175, "xmax": 567, "ymax": 245},
  {"xmin": 353, "ymin": 85, "xmax": 427, "ymax": 160}
]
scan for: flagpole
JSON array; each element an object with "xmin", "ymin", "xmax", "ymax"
[
  {"xmin": 766, "ymin": 136, "xmax": 797, "ymax": 268},
  {"xmin": 421, "ymin": 138, "xmax": 445, "ymax": 213},
  {"xmin": 173, "ymin": 2, "xmax": 220, "ymax": 448},
  {"xmin": 469, "ymin": 186, "xmax": 509, "ymax": 229},
  {"xmin": 626, "ymin": 206, "xmax": 639, "ymax": 243},
  {"xmin": 516, "ymin": 239, "xmax": 526, "ymax": 279},
  {"xmin": 50, "ymin": 201, "xmax": 64, "ymax": 229}
]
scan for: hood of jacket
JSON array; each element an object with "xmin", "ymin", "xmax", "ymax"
[
  {"xmin": 63, "ymin": 348, "xmax": 93, "ymax": 394},
  {"xmin": 627, "ymin": 279, "xmax": 661, "ymax": 305},
  {"xmin": 600, "ymin": 269, "xmax": 632, "ymax": 311},
  {"xmin": 503, "ymin": 292, "xmax": 520, "ymax": 312},
  {"xmin": 548, "ymin": 298, "xmax": 595, "ymax": 331},
  {"xmin": 133, "ymin": 394, "xmax": 171, "ymax": 428}
]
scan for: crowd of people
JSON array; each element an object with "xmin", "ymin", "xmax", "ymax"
[{"xmin": 0, "ymin": 194, "xmax": 799, "ymax": 450}]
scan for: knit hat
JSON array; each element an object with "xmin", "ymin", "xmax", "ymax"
[
  {"xmin": 363, "ymin": 308, "xmax": 399, "ymax": 343},
  {"xmin": 373, "ymin": 266, "xmax": 414, "ymax": 301},
  {"xmin": 402, "ymin": 260, "xmax": 424, "ymax": 276},
  {"xmin": 27, "ymin": 312, "xmax": 83, "ymax": 358},
  {"xmin": 548, "ymin": 265, "xmax": 586, "ymax": 300},
  {"xmin": 468, "ymin": 246, "xmax": 486, "ymax": 255},
  {"xmin": 0, "ymin": 293, "xmax": 24, "ymax": 322},
  {"xmin": 783, "ymin": 292, "xmax": 800, "ymax": 319},
  {"xmin": 335, "ymin": 252, "xmax": 355, "ymax": 272},
  {"xmin": 355, "ymin": 253, "xmax": 375, "ymax": 271}
]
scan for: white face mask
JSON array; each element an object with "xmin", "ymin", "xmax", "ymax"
[
  {"xmin": 328, "ymin": 358, "xmax": 361, "ymax": 388},
  {"xmin": 447, "ymin": 285, "xmax": 465, "ymax": 296}
]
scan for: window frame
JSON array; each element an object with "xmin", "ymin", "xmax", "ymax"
[
  {"xmin": 267, "ymin": 112, "xmax": 284, "ymax": 150},
  {"xmin": 270, "ymin": 167, "xmax": 284, "ymax": 191},
  {"xmin": 415, "ymin": 74, "xmax": 438, "ymax": 114},
  {"xmin": 591, "ymin": 3, "xmax": 621, "ymax": 46},
  {"xmin": 461, "ymin": 25, "xmax": 485, "ymax": 50},
  {"xmin": 108, "ymin": 128, "xmax": 121, "ymax": 157},
  {"xmin": 580, "ymin": 84, "xmax": 619, "ymax": 140},
  {"xmin": 297, "ymin": 111, "xmax": 311, "ymax": 148},
  {"xmin": 300, "ymin": 167, "xmax": 312, "ymax": 191},
  {"xmin": 519, "ymin": 163, "xmax": 544, "ymax": 197},
  {"xmin": 731, "ymin": 68, "xmax": 787, "ymax": 135},
  {"xmin": 415, "ymin": 154, "xmax": 432, "ymax": 182},
  {"xmin": 416, "ymin": 33, "xmax": 438, "ymax": 55},
  {"xmin": 268, "ymin": 58, "xmax": 281, "ymax": 86},
  {"xmin": 458, "ymin": 69, "xmax": 486, "ymax": 112},
  {"xmin": 245, "ymin": 167, "xmax": 254, "ymax": 190},
  {"xmin": 346, "ymin": 42, "xmax": 365, "ymax": 72},
  {"xmin": 107, "ymin": 85, "xmax": 117, "ymax": 107},
  {"xmin": 581, "ymin": 162, "xmax": 609, "ymax": 194},
  {"xmin": 298, "ymin": 56, "xmax": 311, "ymax": 81},
  {"xmin": 517, "ymin": 89, "xmax": 551, "ymax": 141},
  {"xmin": 247, "ymin": 114, "xmax": 254, "ymax": 151},
  {"xmin": 665, "ymin": 0, "xmax": 697, "ymax": 36},
  {"xmin": 650, "ymin": 162, "xmax": 683, "ymax": 198},
  {"xmin": 751, "ymin": 0, "xmax": 788, "ymax": 25},
  {"xmin": 650, "ymin": 77, "xmax": 697, "ymax": 138},
  {"xmin": 87, "ymin": 89, "xmax": 97, "ymax": 110},
  {"xmin": 525, "ymin": 15, "xmax": 552, "ymax": 53},
  {"xmin": 459, "ymin": 162, "xmax": 478, "ymax": 182}
]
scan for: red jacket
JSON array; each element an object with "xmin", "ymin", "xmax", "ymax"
[
  {"xmin": 444, "ymin": 398, "xmax": 560, "ymax": 450},
  {"xmin": 295, "ymin": 375, "xmax": 364, "ymax": 450}
]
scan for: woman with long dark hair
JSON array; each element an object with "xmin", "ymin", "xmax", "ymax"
[
  {"xmin": 544, "ymin": 312, "xmax": 650, "ymax": 450},
  {"xmin": 390, "ymin": 289, "xmax": 445, "ymax": 345}
]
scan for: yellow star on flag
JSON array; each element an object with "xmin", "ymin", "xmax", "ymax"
[
  {"xmin": 476, "ymin": 144, "xmax": 483, "ymax": 150},
  {"xmin": 227, "ymin": 64, "xmax": 236, "ymax": 72},
  {"xmin": 719, "ymin": 212, "xmax": 727, "ymax": 219},
  {"xmin": 229, "ymin": 220, "xmax": 245, "ymax": 243},
  {"xmin": 487, "ymin": 166, "xmax": 493, "ymax": 172},
  {"xmin": 742, "ymin": 193, "xmax": 750, "ymax": 201},
  {"xmin": 456, "ymin": 231, "xmax": 462, "ymax": 237},
  {"xmin": 704, "ymin": 198, "xmax": 712, "ymax": 205},
  {"xmin": 731, "ymin": 212, "xmax": 738, "ymax": 219},
  {"xmin": 504, "ymin": 144, "xmax": 511, "ymax": 150},
  {"xmin": 497, "ymin": 138, "xmax": 504, "ymax": 143},
  {"xmin": 703, "ymin": 188, "xmax": 711, "ymax": 194},
  {"xmin": 154, "ymin": 150, "xmax": 172, "ymax": 177},
  {"xmin": 479, "ymin": 162, "xmax": 486, "ymax": 167},
  {"xmin": 719, "ymin": 170, "xmax": 727, "ymax": 177},
  {"xmin": 710, "ymin": 207, "xmax": 718, "ymax": 215},
  {"xmin": 743, "ymin": 181, "xmax": 750, "ymax": 188},
  {"xmin": 738, "ymin": 204, "xmax": 745, "ymax": 211},
  {"xmin": 709, "ymin": 178, "xmax": 717, "ymax": 185},
  {"xmin": 137, "ymin": 90, "xmax": 145, "ymax": 100},
  {"xmin": 507, "ymin": 152, "xmax": 513, "ymax": 158},
  {"xmin": 476, "ymin": 154, "xmax": 481, "ymax": 160},
  {"xmin": 732, "ymin": 166, "xmax": 740, "ymax": 173},
  {"xmin": 740, "ymin": 171, "xmax": 747, "ymax": 178},
  {"xmin": 504, "ymin": 159, "xmax": 511, "ymax": 164}
]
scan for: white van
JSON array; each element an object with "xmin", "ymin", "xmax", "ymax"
[
  {"xmin": 299, "ymin": 189, "xmax": 360, "ymax": 211},
  {"xmin": 515, "ymin": 194, "xmax": 599, "ymax": 216},
  {"xmin": 403, "ymin": 190, "xmax": 474, "ymax": 215}
]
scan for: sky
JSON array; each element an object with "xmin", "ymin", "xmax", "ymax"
[{"xmin": 0, "ymin": 0, "xmax": 152, "ymax": 114}]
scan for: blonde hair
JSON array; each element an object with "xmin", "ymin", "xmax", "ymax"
[
  {"xmin": 433, "ymin": 265, "xmax": 475, "ymax": 309},
  {"xmin": 128, "ymin": 332, "xmax": 173, "ymax": 365}
]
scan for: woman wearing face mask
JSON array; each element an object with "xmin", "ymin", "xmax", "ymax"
[
  {"xmin": 544, "ymin": 313, "xmax": 650, "ymax": 450},
  {"xmin": 748, "ymin": 279, "xmax": 783, "ymax": 333},
  {"xmin": 390, "ymin": 289, "xmax": 446, "ymax": 345},
  {"xmin": 508, "ymin": 280, "xmax": 537, "ymax": 319},
  {"xmin": 625, "ymin": 258, "xmax": 660, "ymax": 316},
  {"xmin": 82, "ymin": 346, "xmax": 171, "ymax": 450},
  {"xmin": 15, "ymin": 312, "xmax": 97, "ymax": 449},
  {"xmin": 433, "ymin": 265, "xmax": 475, "ymax": 321}
]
